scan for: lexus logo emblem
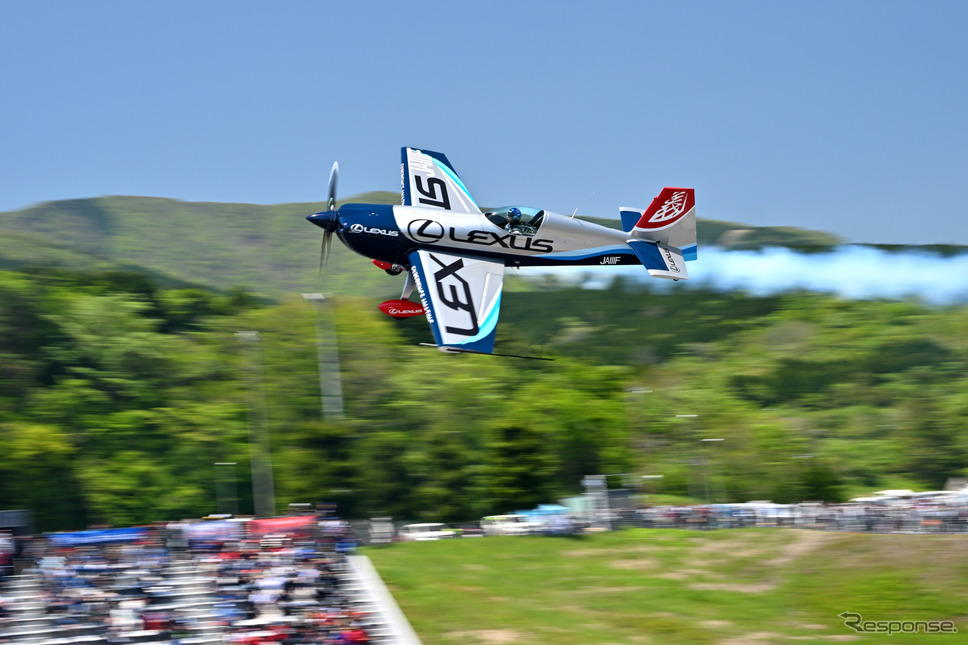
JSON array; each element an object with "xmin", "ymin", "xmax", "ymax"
[{"xmin": 408, "ymin": 219, "xmax": 445, "ymax": 243}]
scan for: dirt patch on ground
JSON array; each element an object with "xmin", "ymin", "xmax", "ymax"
[
  {"xmin": 763, "ymin": 529, "xmax": 827, "ymax": 567},
  {"xmin": 691, "ymin": 581, "xmax": 775, "ymax": 593},
  {"xmin": 693, "ymin": 529, "xmax": 825, "ymax": 562},
  {"xmin": 564, "ymin": 544, "xmax": 669, "ymax": 558},
  {"xmin": 693, "ymin": 536, "xmax": 762, "ymax": 555},
  {"xmin": 571, "ymin": 585, "xmax": 647, "ymax": 594},
  {"xmin": 718, "ymin": 631, "xmax": 785, "ymax": 644},
  {"xmin": 656, "ymin": 567, "xmax": 718, "ymax": 581},
  {"xmin": 717, "ymin": 632, "xmax": 859, "ymax": 644},
  {"xmin": 688, "ymin": 530, "xmax": 828, "ymax": 593},
  {"xmin": 715, "ymin": 627, "xmax": 861, "ymax": 643},
  {"xmin": 610, "ymin": 558, "xmax": 658, "ymax": 570},
  {"xmin": 444, "ymin": 630, "xmax": 522, "ymax": 644}
]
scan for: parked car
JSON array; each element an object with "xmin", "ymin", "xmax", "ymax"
[
  {"xmin": 454, "ymin": 522, "xmax": 484, "ymax": 538},
  {"xmin": 480, "ymin": 514, "xmax": 538, "ymax": 536},
  {"xmin": 397, "ymin": 523, "xmax": 457, "ymax": 541},
  {"xmin": 368, "ymin": 517, "xmax": 395, "ymax": 545}
]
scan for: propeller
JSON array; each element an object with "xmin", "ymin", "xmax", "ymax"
[
  {"xmin": 307, "ymin": 161, "xmax": 340, "ymax": 272},
  {"xmin": 327, "ymin": 161, "xmax": 339, "ymax": 211}
]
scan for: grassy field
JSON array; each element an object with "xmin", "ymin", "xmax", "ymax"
[{"xmin": 365, "ymin": 528, "xmax": 968, "ymax": 644}]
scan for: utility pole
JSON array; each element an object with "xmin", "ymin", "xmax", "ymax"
[
  {"xmin": 235, "ymin": 331, "xmax": 276, "ymax": 518},
  {"xmin": 676, "ymin": 414, "xmax": 699, "ymax": 501},
  {"xmin": 582, "ymin": 475, "xmax": 611, "ymax": 530},
  {"xmin": 301, "ymin": 293, "xmax": 345, "ymax": 422},
  {"xmin": 214, "ymin": 462, "xmax": 238, "ymax": 516},
  {"xmin": 700, "ymin": 438, "xmax": 724, "ymax": 504}
]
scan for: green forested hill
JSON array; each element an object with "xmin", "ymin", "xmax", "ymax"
[
  {"xmin": 1, "ymin": 194, "xmax": 848, "ymax": 298},
  {"xmin": 0, "ymin": 193, "xmax": 400, "ymax": 297}
]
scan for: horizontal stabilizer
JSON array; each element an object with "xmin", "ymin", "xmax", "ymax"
[{"xmin": 627, "ymin": 239, "xmax": 689, "ymax": 280}]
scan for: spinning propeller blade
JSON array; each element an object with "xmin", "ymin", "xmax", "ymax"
[
  {"xmin": 314, "ymin": 161, "xmax": 339, "ymax": 272},
  {"xmin": 327, "ymin": 161, "xmax": 339, "ymax": 212},
  {"xmin": 318, "ymin": 231, "xmax": 331, "ymax": 273}
]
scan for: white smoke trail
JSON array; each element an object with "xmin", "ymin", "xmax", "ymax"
[{"xmin": 518, "ymin": 246, "xmax": 968, "ymax": 304}]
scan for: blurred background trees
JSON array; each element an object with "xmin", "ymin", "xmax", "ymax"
[
  {"xmin": 1, "ymin": 196, "xmax": 967, "ymax": 530},
  {"xmin": 1, "ymin": 264, "xmax": 967, "ymax": 532}
]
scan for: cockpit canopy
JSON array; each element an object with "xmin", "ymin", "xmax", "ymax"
[{"xmin": 484, "ymin": 206, "xmax": 545, "ymax": 236}]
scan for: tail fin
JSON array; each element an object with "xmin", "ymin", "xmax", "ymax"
[{"xmin": 623, "ymin": 187, "xmax": 697, "ymax": 261}]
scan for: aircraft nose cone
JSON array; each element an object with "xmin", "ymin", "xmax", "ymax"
[{"xmin": 307, "ymin": 210, "xmax": 338, "ymax": 230}]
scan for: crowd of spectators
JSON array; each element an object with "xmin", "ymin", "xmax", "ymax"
[
  {"xmin": 5, "ymin": 492, "xmax": 967, "ymax": 643},
  {"xmin": 624, "ymin": 498, "xmax": 968, "ymax": 533},
  {"xmin": 0, "ymin": 520, "xmax": 375, "ymax": 644}
]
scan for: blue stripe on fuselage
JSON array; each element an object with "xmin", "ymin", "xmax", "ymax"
[{"xmin": 530, "ymin": 245, "xmax": 638, "ymax": 264}]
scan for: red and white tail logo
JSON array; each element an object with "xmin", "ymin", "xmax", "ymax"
[{"xmin": 636, "ymin": 188, "xmax": 695, "ymax": 230}]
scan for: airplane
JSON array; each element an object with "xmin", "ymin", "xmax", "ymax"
[{"xmin": 307, "ymin": 147, "xmax": 696, "ymax": 356}]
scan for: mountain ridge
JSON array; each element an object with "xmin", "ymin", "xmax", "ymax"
[{"xmin": 2, "ymin": 194, "xmax": 953, "ymax": 297}]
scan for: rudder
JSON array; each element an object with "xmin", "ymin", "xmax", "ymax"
[{"xmin": 625, "ymin": 187, "xmax": 697, "ymax": 260}]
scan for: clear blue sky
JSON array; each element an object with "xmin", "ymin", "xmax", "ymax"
[{"xmin": 3, "ymin": 1, "xmax": 966, "ymax": 245}]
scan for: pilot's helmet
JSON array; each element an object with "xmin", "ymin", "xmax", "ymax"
[{"xmin": 508, "ymin": 208, "xmax": 522, "ymax": 221}]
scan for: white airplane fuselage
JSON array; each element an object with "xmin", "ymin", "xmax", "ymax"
[{"xmin": 324, "ymin": 203, "xmax": 642, "ymax": 269}]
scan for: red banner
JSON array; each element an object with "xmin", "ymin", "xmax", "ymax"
[{"xmin": 246, "ymin": 515, "xmax": 316, "ymax": 537}]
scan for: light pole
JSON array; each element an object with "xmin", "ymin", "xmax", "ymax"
[
  {"xmin": 214, "ymin": 462, "xmax": 238, "ymax": 516},
  {"xmin": 676, "ymin": 415, "xmax": 699, "ymax": 501},
  {"xmin": 301, "ymin": 293, "xmax": 345, "ymax": 422},
  {"xmin": 625, "ymin": 387, "xmax": 652, "ymax": 473},
  {"xmin": 641, "ymin": 474, "xmax": 664, "ymax": 503},
  {"xmin": 700, "ymin": 438, "xmax": 724, "ymax": 504},
  {"xmin": 235, "ymin": 331, "xmax": 276, "ymax": 518},
  {"xmin": 582, "ymin": 475, "xmax": 611, "ymax": 530},
  {"xmin": 792, "ymin": 454, "xmax": 814, "ymax": 503}
]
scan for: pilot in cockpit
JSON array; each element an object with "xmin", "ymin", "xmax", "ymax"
[{"xmin": 505, "ymin": 207, "xmax": 522, "ymax": 233}]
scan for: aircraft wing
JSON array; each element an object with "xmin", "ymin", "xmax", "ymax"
[
  {"xmin": 408, "ymin": 249, "xmax": 503, "ymax": 353},
  {"xmin": 401, "ymin": 147, "xmax": 481, "ymax": 214}
]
